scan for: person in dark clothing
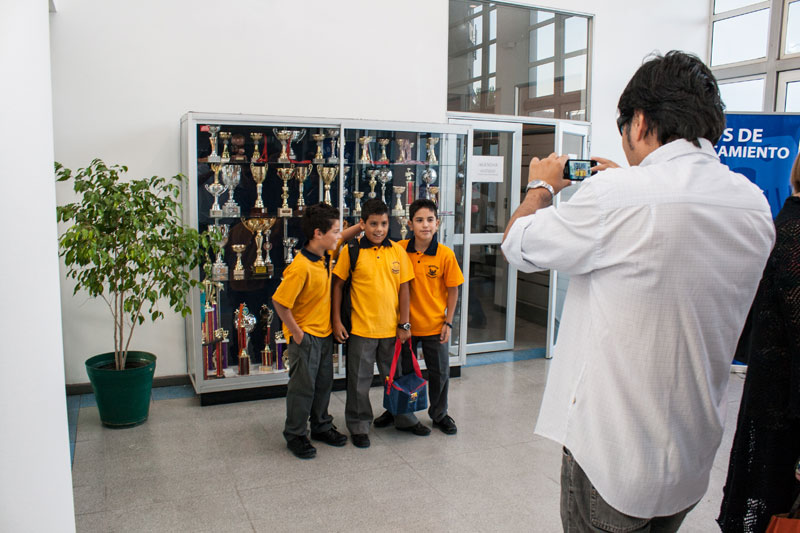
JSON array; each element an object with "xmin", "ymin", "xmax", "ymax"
[{"xmin": 718, "ymin": 156, "xmax": 800, "ymax": 533}]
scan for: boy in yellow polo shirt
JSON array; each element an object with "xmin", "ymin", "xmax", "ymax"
[
  {"xmin": 272, "ymin": 203, "xmax": 361, "ymax": 459},
  {"xmin": 332, "ymin": 199, "xmax": 428, "ymax": 449},
  {"xmin": 374, "ymin": 199, "xmax": 464, "ymax": 434}
]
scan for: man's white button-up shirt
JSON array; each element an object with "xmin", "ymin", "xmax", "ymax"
[{"xmin": 502, "ymin": 139, "xmax": 775, "ymax": 518}]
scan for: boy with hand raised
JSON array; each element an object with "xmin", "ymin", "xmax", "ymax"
[
  {"xmin": 332, "ymin": 199, "xmax": 429, "ymax": 449},
  {"xmin": 374, "ymin": 199, "xmax": 464, "ymax": 434},
  {"xmin": 272, "ymin": 203, "xmax": 361, "ymax": 459}
]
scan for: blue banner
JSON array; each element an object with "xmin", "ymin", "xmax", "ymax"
[{"xmin": 715, "ymin": 113, "xmax": 800, "ymax": 218}]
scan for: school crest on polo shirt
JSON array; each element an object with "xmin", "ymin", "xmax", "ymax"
[
  {"xmin": 426, "ymin": 265, "xmax": 439, "ymax": 278},
  {"xmin": 391, "ymin": 261, "xmax": 401, "ymax": 274}
]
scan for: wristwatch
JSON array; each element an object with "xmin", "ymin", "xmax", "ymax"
[
  {"xmin": 526, "ymin": 179, "xmax": 555, "ymax": 199},
  {"xmin": 398, "ymin": 322, "xmax": 411, "ymax": 331}
]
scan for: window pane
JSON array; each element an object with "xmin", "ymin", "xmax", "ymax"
[
  {"xmin": 532, "ymin": 10, "xmax": 554, "ymax": 24},
  {"xmin": 529, "ymin": 62, "xmax": 554, "ymax": 97},
  {"xmin": 535, "ymin": 22, "xmax": 555, "ymax": 61},
  {"xmin": 472, "ymin": 15, "xmax": 483, "ymax": 46},
  {"xmin": 488, "ymin": 43, "xmax": 496, "ymax": 74},
  {"xmin": 489, "ymin": 8, "xmax": 497, "ymax": 40},
  {"xmin": 714, "ymin": 0, "xmax": 760, "ymax": 14},
  {"xmin": 785, "ymin": 81, "xmax": 800, "ymax": 111},
  {"xmin": 473, "ymin": 47, "xmax": 482, "ymax": 78},
  {"xmin": 564, "ymin": 16, "xmax": 588, "ymax": 54},
  {"xmin": 719, "ymin": 78, "xmax": 765, "ymax": 111},
  {"xmin": 786, "ymin": 1, "xmax": 800, "ymax": 55},
  {"xmin": 711, "ymin": 9, "xmax": 770, "ymax": 66},
  {"xmin": 564, "ymin": 54, "xmax": 587, "ymax": 93}
]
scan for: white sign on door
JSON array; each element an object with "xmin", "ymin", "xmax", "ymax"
[{"xmin": 472, "ymin": 155, "xmax": 504, "ymax": 182}]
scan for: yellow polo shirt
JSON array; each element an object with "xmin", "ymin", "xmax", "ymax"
[
  {"xmin": 399, "ymin": 236, "xmax": 464, "ymax": 336},
  {"xmin": 272, "ymin": 248, "xmax": 332, "ymax": 342},
  {"xmin": 333, "ymin": 237, "xmax": 414, "ymax": 338}
]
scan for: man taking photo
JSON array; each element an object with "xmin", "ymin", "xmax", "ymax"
[{"xmin": 502, "ymin": 51, "xmax": 775, "ymax": 531}]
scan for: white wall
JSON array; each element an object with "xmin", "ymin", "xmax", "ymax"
[
  {"xmin": 0, "ymin": 0, "xmax": 76, "ymax": 531},
  {"xmin": 50, "ymin": 0, "xmax": 711, "ymax": 383}
]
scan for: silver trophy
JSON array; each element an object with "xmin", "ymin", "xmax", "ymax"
[
  {"xmin": 283, "ymin": 237, "xmax": 298, "ymax": 264},
  {"xmin": 207, "ymin": 126, "xmax": 221, "ymax": 163},
  {"xmin": 221, "ymin": 165, "xmax": 241, "ymax": 218},
  {"xmin": 288, "ymin": 129, "xmax": 306, "ymax": 160},
  {"xmin": 326, "ymin": 129, "xmax": 340, "ymax": 164},
  {"xmin": 422, "ymin": 168, "xmax": 438, "ymax": 199},
  {"xmin": 377, "ymin": 168, "xmax": 393, "ymax": 204},
  {"xmin": 392, "ymin": 186, "xmax": 406, "ymax": 217},
  {"xmin": 211, "ymin": 225, "xmax": 230, "ymax": 281}
]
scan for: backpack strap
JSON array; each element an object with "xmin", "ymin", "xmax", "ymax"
[{"xmin": 348, "ymin": 238, "xmax": 360, "ymax": 274}]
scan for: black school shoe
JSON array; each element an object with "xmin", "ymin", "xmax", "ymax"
[
  {"xmin": 373, "ymin": 410, "xmax": 394, "ymax": 428},
  {"xmin": 433, "ymin": 415, "xmax": 457, "ymax": 435},
  {"xmin": 287, "ymin": 435, "xmax": 317, "ymax": 459},
  {"xmin": 351, "ymin": 433, "xmax": 371, "ymax": 448},
  {"xmin": 310, "ymin": 427, "xmax": 348, "ymax": 447},
  {"xmin": 396, "ymin": 422, "xmax": 431, "ymax": 436}
]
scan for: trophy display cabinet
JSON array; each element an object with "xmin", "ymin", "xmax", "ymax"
[{"xmin": 180, "ymin": 112, "xmax": 469, "ymax": 404}]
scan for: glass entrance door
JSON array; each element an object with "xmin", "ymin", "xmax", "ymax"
[
  {"xmin": 450, "ymin": 119, "xmax": 522, "ymax": 354},
  {"xmin": 546, "ymin": 121, "xmax": 591, "ymax": 358}
]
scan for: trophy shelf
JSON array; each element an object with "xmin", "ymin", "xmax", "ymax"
[{"xmin": 181, "ymin": 112, "xmax": 469, "ymax": 403}]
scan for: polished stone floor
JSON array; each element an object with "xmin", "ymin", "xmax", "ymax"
[{"xmin": 71, "ymin": 358, "xmax": 744, "ymax": 532}]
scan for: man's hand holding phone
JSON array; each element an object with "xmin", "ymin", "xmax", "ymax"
[{"xmin": 527, "ymin": 153, "xmax": 572, "ymax": 196}]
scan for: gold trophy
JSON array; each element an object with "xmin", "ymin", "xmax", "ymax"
[
  {"xmin": 405, "ymin": 168, "xmax": 415, "ymax": 215},
  {"xmin": 219, "ymin": 132, "xmax": 231, "ymax": 162},
  {"xmin": 311, "ymin": 133, "xmax": 326, "ymax": 163},
  {"xmin": 399, "ymin": 216, "xmax": 410, "ymax": 240},
  {"xmin": 260, "ymin": 305, "xmax": 274, "ymax": 373},
  {"xmin": 294, "ymin": 164, "xmax": 313, "ymax": 214},
  {"xmin": 366, "ymin": 169, "xmax": 379, "ymax": 199},
  {"xmin": 426, "ymin": 137, "xmax": 439, "ymax": 164},
  {"xmin": 276, "ymin": 165, "xmax": 295, "ymax": 217},
  {"xmin": 273, "ymin": 129, "xmax": 293, "ymax": 163},
  {"xmin": 353, "ymin": 191, "xmax": 364, "ymax": 217},
  {"xmin": 205, "ymin": 164, "xmax": 228, "ymax": 218},
  {"xmin": 377, "ymin": 138, "xmax": 390, "ymax": 163},
  {"xmin": 392, "ymin": 186, "xmax": 406, "ymax": 217},
  {"xmin": 394, "ymin": 139, "xmax": 406, "ymax": 164},
  {"xmin": 317, "ymin": 165, "xmax": 339, "ymax": 206},
  {"xmin": 232, "ymin": 244, "xmax": 246, "ymax": 280},
  {"xmin": 429, "ymin": 186, "xmax": 439, "ymax": 206},
  {"xmin": 358, "ymin": 136, "xmax": 373, "ymax": 164},
  {"xmin": 250, "ymin": 133, "xmax": 263, "ymax": 163},
  {"xmin": 207, "ymin": 126, "xmax": 221, "ymax": 163},
  {"xmin": 243, "ymin": 217, "xmax": 276, "ymax": 278},
  {"xmin": 249, "ymin": 164, "xmax": 268, "ymax": 216},
  {"xmin": 422, "ymin": 168, "xmax": 437, "ymax": 199}
]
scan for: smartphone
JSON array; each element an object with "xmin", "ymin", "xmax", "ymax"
[{"xmin": 563, "ymin": 159, "xmax": 597, "ymax": 181}]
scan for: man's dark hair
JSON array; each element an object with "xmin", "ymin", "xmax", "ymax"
[
  {"xmin": 300, "ymin": 202, "xmax": 339, "ymax": 241},
  {"xmin": 360, "ymin": 198, "xmax": 389, "ymax": 221},
  {"xmin": 617, "ymin": 50, "xmax": 726, "ymax": 146},
  {"xmin": 409, "ymin": 198, "xmax": 438, "ymax": 220}
]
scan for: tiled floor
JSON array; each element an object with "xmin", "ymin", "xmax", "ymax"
[{"xmin": 70, "ymin": 358, "xmax": 745, "ymax": 532}]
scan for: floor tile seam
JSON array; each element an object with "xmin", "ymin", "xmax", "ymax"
[
  {"xmin": 403, "ymin": 460, "xmax": 478, "ymax": 523},
  {"xmin": 404, "ymin": 442, "xmax": 509, "ymax": 468}
]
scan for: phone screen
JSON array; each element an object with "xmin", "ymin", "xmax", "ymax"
[{"xmin": 564, "ymin": 159, "xmax": 597, "ymax": 181}]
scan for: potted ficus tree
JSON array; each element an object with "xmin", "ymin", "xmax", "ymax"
[{"xmin": 56, "ymin": 159, "xmax": 211, "ymax": 427}]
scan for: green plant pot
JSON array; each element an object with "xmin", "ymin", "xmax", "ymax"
[{"xmin": 85, "ymin": 351, "xmax": 156, "ymax": 428}]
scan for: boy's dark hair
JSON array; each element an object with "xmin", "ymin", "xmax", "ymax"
[
  {"xmin": 408, "ymin": 198, "xmax": 438, "ymax": 220},
  {"xmin": 617, "ymin": 50, "xmax": 725, "ymax": 147},
  {"xmin": 300, "ymin": 202, "xmax": 339, "ymax": 241},
  {"xmin": 360, "ymin": 198, "xmax": 389, "ymax": 221}
]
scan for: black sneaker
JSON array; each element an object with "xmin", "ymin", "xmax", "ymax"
[
  {"xmin": 311, "ymin": 427, "xmax": 348, "ymax": 447},
  {"xmin": 433, "ymin": 415, "xmax": 457, "ymax": 435},
  {"xmin": 373, "ymin": 410, "xmax": 394, "ymax": 428},
  {"xmin": 351, "ymin": 433, "xmax": 371, "ymax": 448},
  {"xmin": 286, "ymin": 435, "xmax": 316, "ymax": 459},
  {"xmin": 396, "ymin": 422, "xmax": 431, "ymax": 436}
]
